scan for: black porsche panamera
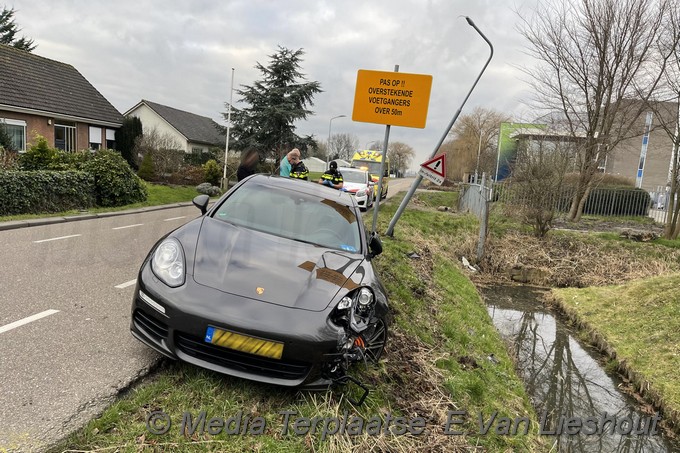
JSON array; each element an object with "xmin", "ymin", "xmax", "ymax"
[{"xmin": 130, "ymin": 174, "xmax": 389, "ymax": 393}]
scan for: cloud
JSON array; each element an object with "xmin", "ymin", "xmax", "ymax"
[{"xmin": 13, "ymin": 0, "xmax": 538, "ymax": 169}]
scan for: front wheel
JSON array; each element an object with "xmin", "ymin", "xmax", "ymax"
[{"xmin": 361, "ymin": 316, "xmax": 388, "ymax": 363}]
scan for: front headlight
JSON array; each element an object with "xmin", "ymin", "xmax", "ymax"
[
  {"xmin": 151, "ymin": 238, "xmax": 186, "ymax": 287},
  {"xmin": 356, "ymin": 189, "xmax": 366, "ymax": 197},
  {"xmin": 334, "ymin": 287, "xmax": 375, "ymax": 313},
  {"xmin": 356, "ymin": 287, "xmax": 374, "ymax": 314}
]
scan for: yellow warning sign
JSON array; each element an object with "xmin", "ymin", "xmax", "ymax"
[{"xmin": 352, "ymin": 69, "xmax": 433, "ymax": 128}]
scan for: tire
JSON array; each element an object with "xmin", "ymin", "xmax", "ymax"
[{"xmin": 362, "ymin": 316, "xmax": 388, "ymax": 363}]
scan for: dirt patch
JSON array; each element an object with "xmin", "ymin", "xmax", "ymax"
[
  {"xmin": 457, "ymin": 230, "xmax": 680, "ymax": 288},
  {"xmin": 551, "ymin": 217, "xmax": 665, "ymax": 235}
]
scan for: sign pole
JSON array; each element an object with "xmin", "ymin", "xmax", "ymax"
[
  {"xmin": 386, "ymin": 17, "xmax": 493, "ymax": 237},
  {"xmin": 371, "ymin": 65, "xmax": 398, "ymax": 235}
]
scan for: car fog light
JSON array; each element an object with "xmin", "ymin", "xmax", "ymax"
[{"xmin": 338, "ymin": 296, "xmax": 353, "ymax": 310}]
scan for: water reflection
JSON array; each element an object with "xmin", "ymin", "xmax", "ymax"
[{"xmin": 483, "ymin": 285, "xmax": 675, "ymax": 453}]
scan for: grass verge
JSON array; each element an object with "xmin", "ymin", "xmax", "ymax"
[
  {"xmin": 550, "ymin": 275, "xmax": 680, "ymax": 432},
  {"xmin": 50, "ymin": 191, "xmax": 546, "ymax": 452}
]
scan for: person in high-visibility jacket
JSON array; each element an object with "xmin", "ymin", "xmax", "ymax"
[
  {"xmin": 318, "ymin": 161, "xmax": 344, "ymax": 189},
  {"xmin": 290, "ymin": 160, "xmax": 309, "ymax": 180}
]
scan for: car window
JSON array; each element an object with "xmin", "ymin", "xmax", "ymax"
[{"xmin": 213, "ymin": 183, "xmax": 361, "ymax": 252}]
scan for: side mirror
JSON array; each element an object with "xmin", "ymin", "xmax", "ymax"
[
  {"xmin": 368, "ymin": 233, "xmax": 383, "ymax": 258},
  {"xmin": 192, "ymin": 194, "xmax": 210, "ymax": 215}
]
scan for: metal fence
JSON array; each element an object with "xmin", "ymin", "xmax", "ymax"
[
  {"xmin": 458, "ymin": 174, "xmax": 492, "ymax": 259},
  {"xmin": 491, "ymin": 181, "xmax": 670, "ymax": 223}
]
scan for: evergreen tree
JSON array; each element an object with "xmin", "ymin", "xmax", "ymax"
[
  {"xmin": 0, "ymin": 7, "xmax": 35, "ymax": 52},
  {"xmin": 225, "ymin": 46, "xmax": 322, "ymax": 163},
  {"xmin": 0, "ymin": 123, "xmax": 15, "ymax": 152},
  {"xmin": 115, "ymin": 116, "xmax": 143, "ymax": 169}
]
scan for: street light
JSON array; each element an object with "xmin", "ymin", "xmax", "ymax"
[
  {"xmin": 327, "ymin": 115, "xmax": 346, "ymax": 167},
  {"xmin": 222, "ymin": 68, "xmax": 235, "ymax": 190},
  {"xmin": 365, "ymin": 140, "xmax": 379, "ymax": 150}
]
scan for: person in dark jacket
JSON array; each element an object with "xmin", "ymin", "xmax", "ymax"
[
  {"xmin": 318, "ymin": 161, "xmax": 344, "ymax": 189},
  {"xmin": 290, "ymin": 160, "xmax": 309, "ymax": 180},
  {"xmin": 237, "ymin": 149, "xmax": 259, "ymax": 181}
]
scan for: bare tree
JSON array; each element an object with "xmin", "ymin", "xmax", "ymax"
[
  {"xmin": 511, "ymin": 131, "xmax": 574, "ymax": 237},
  {"xmin": 387, "ymin": 142, "xmax": 415, "ymax": 177},
  {"xmin": 647, "ymin": 2, "xmax": 680, "ymax": 239},
  {"xmin": 518, "ymin": 0, "xmax": 680, "ymax": 222},
  {"xmin": 442, "ymin": 107, "xmax": 510, "ymax": 181},
  {"xmin": 327, "ymin": 132, "xmax": 358, "ymax": 161},
  {"xmin": 133, "ymin": 127, "xmax": 184, "ymax": 182}
]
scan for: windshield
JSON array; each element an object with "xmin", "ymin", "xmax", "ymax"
[
  {"xmin": 212, "ymin": 183, "xmax": 361, "ymax": 253},
  {"xmin": 351, "ymin": 160, "xmax": 386, "ymax": 176},
  {"xmin": 341, "ymin": 170, "xmax": 368, "ymax": 184}
]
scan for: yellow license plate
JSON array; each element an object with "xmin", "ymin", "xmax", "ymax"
[{"xmin": 204, "ymin": 326, "xmax": 283, "ymax": 360}]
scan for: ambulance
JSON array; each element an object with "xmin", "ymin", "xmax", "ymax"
[{"xmin": 350, "ymin": 150, "xmax": 390, "ymax": 199}]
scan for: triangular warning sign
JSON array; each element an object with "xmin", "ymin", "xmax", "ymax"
[{"xmin": 420, "ymin": 154, "xmax": 446, "ymax": 178}]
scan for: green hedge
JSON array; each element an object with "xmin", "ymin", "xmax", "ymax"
[
  {"xmin": 0, "ymin": 170, "xmax": 95, "ymax": 215},
  {"xmin": 582, "ymin": 187, "xmax": 651, "ymax": 216}
]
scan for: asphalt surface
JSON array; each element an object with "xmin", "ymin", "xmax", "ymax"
[{"xmin": 0, "ymin": 177, "xmax": 416, "ymax": 452}]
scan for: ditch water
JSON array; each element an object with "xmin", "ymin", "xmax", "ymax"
[{"xmin": 481, "ymin": 285, "xmax": 678, "ymax": 452}]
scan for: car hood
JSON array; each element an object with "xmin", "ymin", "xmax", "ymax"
[
  {"xmin": 342, "ymin": 182, "xmax": 368, "ymax": 193},
  {"xmin": 191, "ymin": 218, "xmax": 364, "ymax": 311}
]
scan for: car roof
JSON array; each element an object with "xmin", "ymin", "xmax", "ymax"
[{"xmin": 243, "ymin": 174, "xmax": 356, "ymax": 207}]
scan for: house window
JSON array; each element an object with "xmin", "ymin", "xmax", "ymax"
[
  {"xmin": 192, "ymin": 147, "xmax": 204, "ymax": 154},
  {"xmin": 0, "ymin": 118, "xmax": 26, "ymax": 151},
  {"xmin": 55, "ymin": 124, "xmax": 77, "ymax": 152},
  {"xmin": 89, "ymin": 126, "xmax": 102, "ymax": 150},
  {"xmin": 105, "ymin": 129, "xmax": 116, "ymax": 149}
]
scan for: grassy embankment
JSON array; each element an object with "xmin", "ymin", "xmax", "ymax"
[
  {"xmin": 551, "ymin": 276, "xmax": 680, "ymax": 432},
  {"xmin": 51, "ymin": 190, "xmax": 547, "ymax": 452},
  {"xmin": 479, "ymin": 197, "xmax": 680, "ymax": 434}
]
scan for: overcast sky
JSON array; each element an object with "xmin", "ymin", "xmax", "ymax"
[{"xmin": 12, "ymin": 0, "xmax": 539, "ymax": 169}]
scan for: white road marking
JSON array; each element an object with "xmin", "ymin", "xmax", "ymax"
[
  {"xmin": 33, "ymin": 234, "xmax": 82, "ymax": 243},
  {"xmin": 164, "ymin": 216, "xmax": 186, "ymax": 222},
  {"xmin": 112, "ymin": 223, "xmax": 144, "ymax": 230},
  {"xmin": 0, "ymin": 309, "xmax": 60, "ymax": 334},
  {"xmin": 115, "ymin": 279, "xmax": 137, "ymax": 289}
]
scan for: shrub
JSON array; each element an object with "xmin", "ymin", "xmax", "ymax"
[
  {"xmin": 582, "ymin": 187, "xmax": 651, "ymax": 216},
  {"xmin": 196, "ymin": 182, "xmax": 221, "ymax": 197},
  {"xmin": 0, "ymin": 147, "xmax": 19, "ymax": 170},
  {"xmin": 167, "ymin": 165, "xmax": 204, "ymax": 186},
  {"xmin": 47, "ymin": 149, "xmax": 91, "ymax": 171},
  {"xmin": 184, "ymin": 148, "xmax": 219, "ymax": 166},
  {"xmin": 80, "ymin": 149, "xmax": 148, "ymax": 207},
  {"xmin": 0, "ymin": 170, "xmax": 95, "ymax": 215},
  {"xmin": 19, "ymin": 136, "xmax": 59, "ymax": 170},
  {"xmin": 203, "ymin": 159, "xmax": 222, "ymax": 186},
  {"xmin": 137, "ymin": 151, "xmax": 155, "ymax": 181}
]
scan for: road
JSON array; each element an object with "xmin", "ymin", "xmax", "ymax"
[
  {"xmin": 0, "ymin": 206, "xmax": 202, "ymax": 451},
  {"xmin": 0, "ymin": 177, "xmax": 416, "ymax": 451}
]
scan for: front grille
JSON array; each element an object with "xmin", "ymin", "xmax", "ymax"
[
  {"xmin": 175, "ymin": 333, "xmax": 310, "ymax": 381},
  {"xmin": 133, "ymin": 309, "xmax": 169, "ymax": 342}
]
